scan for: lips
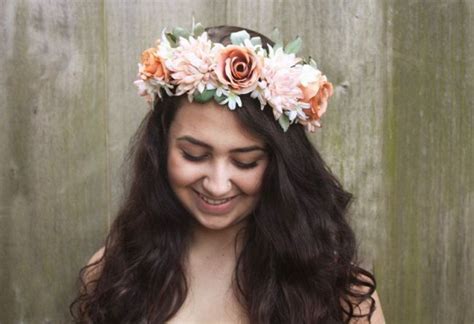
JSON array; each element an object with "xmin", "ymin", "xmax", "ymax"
[
  {"xmin": 199, "ymin": 193, "xmax": 234, "ymax": 205},
  {"xmin": 193, "ymin": 189, "xmax": 239, "ymax": 215}
]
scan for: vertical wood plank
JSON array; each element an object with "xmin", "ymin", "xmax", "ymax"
[
  {"xmin": 379, "ymin": 1, "xmax": 474, "ymax": 323},
  {"xmin": 0, "ymin": 0, "xmax": 108, "ymax": 321}
]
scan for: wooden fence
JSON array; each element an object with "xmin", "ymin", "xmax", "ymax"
[{"xmin": 1, "ymin": 0, "xmax": 472, "ymax": 323}]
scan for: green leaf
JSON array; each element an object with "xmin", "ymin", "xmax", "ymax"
[
  {"xmin": 273, "ymin": 41, "xmax": 284, "ymax": 51},
  {"xmin": 250, "ymin": 37, "xmax": 262, "ymax": 47},
  {"xmin": 194, "ymin": 89, "xmax": 216, "ymax": 103},
  {"xmin": 192, "ymin": 22, "xmax": 205, "ymax": 37},
  {"xmin": 273, "ymin": 42, "xmax": 283, "ymax": 51},
  {"xmin": 278, "ymin": 114, "xmax": 291, "ymax": 132},
  {"xmin": 172, "ymin": 27, "xmax": 191, "ymax": 40},
  {"xmin": 271, "ymin": 27, "xmax": 284, "ymax": 50},
  {"xmin": 308, "ymin": 57, "xmax": 318, "ymax": 68},
  {"xmin": 230, "ymin": 30, "xmax": 250, "ymax": 45},
  {"xmin": 165, "ymin": 32, "xmax": 177, "ymax": 46},
  {"xmin": 270, "ymin": 27, "xmax": 283, "ymax": 44},
  {"xmin": 213, "ymin": 92, "xmax": 226, "ymax": 104},
  {"xmin": 284, "ymin": 36, "xmax": 302, "ymax": 54}
]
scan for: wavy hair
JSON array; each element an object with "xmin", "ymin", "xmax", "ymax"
[{"xmin": 70, "ymin": 25, "xmax": 376, "ymax": 323}]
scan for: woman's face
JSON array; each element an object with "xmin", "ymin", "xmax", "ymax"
[{"xmin": 167, "ymin": 100, "xmax": 269, "ymax": 231}]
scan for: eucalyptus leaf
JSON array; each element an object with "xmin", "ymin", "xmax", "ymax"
[
  {"xmin": 270, "ymin": 27, "xmax": 283, "ymax": 44},
  {"xmin": 308, "ymin": 57, "xmax": 318, "ymax": 68},
  {"xmin": 230, "ymin": 30, "xmax": 251, "ymax": 45},
  {"xmin": 284, "ymin": 36, "xmax": 302, "ymax": 54},
  {"xmin": 192, "ymin": 22, "xmax": 205, "ymax": 37},
  {"xmin": 270, "ymin": 27, "xmax": 284, "ymax": 50},
  {"xmin": 213, "ymin": 92, "xmax": 227, "ymax": 104},
  {"xmin": 278, "ymin": 114, "xmax": 291, "ymax": 132},
  {"xmin": 250, "ymin": 37, "xmax": 262, "ymax": 47},
  {"xmin": 165, "ymin": 32, "xmax": 177, "ymax": 46},
  {"xmin": 194, "ymin": 89, "xmax": 216, "ymax": 103},
  {"xmin": 172, "ymin": 27, "xmax": 191, "ymax": 40},
  {"xmin": 274, "ymin": 42, "xmax": 283, "ymax": 51}
]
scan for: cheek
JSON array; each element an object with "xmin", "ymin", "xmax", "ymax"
[
  {"xmin": 167, "ymin": 150, "xmax": 201, "ymax": 188},
  {"xmin": 236, "ymin": 164, "xmax": 268, "ymax": 196}
]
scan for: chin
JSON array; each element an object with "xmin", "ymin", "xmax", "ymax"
[{"xmin": 193, "ymin": 211, "xmax": 246, "ymax": 231}]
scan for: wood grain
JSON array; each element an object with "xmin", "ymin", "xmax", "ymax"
[{"xmin": 0, "ymin": 0, "xmax": 472, "ymax": 322}]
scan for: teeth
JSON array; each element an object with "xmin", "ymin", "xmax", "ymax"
[{"xmin": 198, "ymin": 193, "xmax": 233, "ymax": 205}]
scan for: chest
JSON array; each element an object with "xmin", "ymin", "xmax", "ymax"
[{"xmin": 167, "ymin": 264, "xmax": 248, "ymax": 323}]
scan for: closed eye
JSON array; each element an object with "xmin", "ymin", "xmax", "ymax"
[
  {"xmin": 181, "ymin": 151, "xmax": 208, "ymax": 162},
  {"xmin": 233, "ymin": 160, "xmax": 258, "ymax": 169},
  {"xmin": 181, "ymin": 151, "xmax": 259, "ymax": 170}
]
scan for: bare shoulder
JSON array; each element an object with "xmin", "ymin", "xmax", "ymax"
[
  {"xmin": 348, "ymin": 290, "xmax": 385, "ymax": 324},
  {"xmin": 88, "ymin": 246, "xmax": 105, "ymax": 265},
  {"xmin": 344, "ymin": 273, "xmax": 386, "ymax": 324},
  {"xmin": 83, "ymin": 246, "xmax": 105, "ymax": 286}
]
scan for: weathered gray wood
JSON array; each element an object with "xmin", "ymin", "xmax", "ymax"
[
  {"xmin": 0, "ymin": 0, "xmax": 472, "ymax": 323},
  {"xmin": 0, "ymin": 0, "xmax": 109, "ymax": 322},
  {"xmin": 376, "ymin": 1, "xmax": 474, "ymax": 323}
]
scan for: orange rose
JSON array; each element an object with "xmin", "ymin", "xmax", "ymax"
[
  {"xmin": 215, "ymin": 45, "xmax": 262, "ymax": 94},
  {"xmin": 299, "ymin": 77, "xmax": 333, "ymax": 121},
  {"xmin": 140, "ymin": 48, "xmax": 168, "ymax": 80}
]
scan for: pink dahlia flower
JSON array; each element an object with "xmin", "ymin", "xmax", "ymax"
[
  {"xmin": 256, "ymin": 47, "xmax": 304, "ymax": 119},
  {"xmin": 165, "ymin": 32, "xmax": 220, "ymax": 98}
]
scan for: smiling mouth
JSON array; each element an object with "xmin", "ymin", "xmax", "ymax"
[{"xmin": 194, "ymin": 190, "xmax": 237, "ymax": 205}]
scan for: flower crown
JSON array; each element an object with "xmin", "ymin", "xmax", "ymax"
[{"xmin": 134, "ymin": 22, "xmax": 334, "ymax": 132}]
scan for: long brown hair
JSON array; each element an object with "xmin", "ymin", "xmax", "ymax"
[{"xmin": 70, "ymin": 25, "xmax": 376, "ymax": 323}]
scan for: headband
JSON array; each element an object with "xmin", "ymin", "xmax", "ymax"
[{"xmin": 134, "ymin": 21, "xmax": 333, "ymax": 132}]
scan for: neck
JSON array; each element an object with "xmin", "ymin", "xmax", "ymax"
[{"xmin": 189, "ymin": 220, "xmax": 247, "ymax": 262}]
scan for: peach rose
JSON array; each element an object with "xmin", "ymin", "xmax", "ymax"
[
  {"xmin": 215, "ymin": 45, "xmax": 262, "ymax": 94},
  {"xmin": 139, "ymin": 48, "xmax": 169, "ymax": 80},
  {"xmin": 299, "ymin": 77, "xmax": 333, "ymax": 121}
]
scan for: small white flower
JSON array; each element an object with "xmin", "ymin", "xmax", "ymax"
[
  {"xmin": 250, "ymin": 88, "xmax": 267, "ymax": 110},
  {"xmin": 215, "ymin": 86, "xmax": 226, "ymax": 97},
  {"xmin": 134, "ymin": 79, "xmax": 148, "ymax": 96},
  {"xmin": 287, "ymin": 110, "xmax": 298, "ymax": 122},
  {"xmin": 221, "ymin": 91, "xmax": 242, "ymax": 110}
]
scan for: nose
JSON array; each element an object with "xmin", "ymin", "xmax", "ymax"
[{"xmin": 202, "ymin": 161, "xmax": 232, "ymax": 198}]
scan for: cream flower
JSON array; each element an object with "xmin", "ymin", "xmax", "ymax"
[
  {"xmin": 257, "ymin": 47, "xmax": 306, "ymax": 120},
  {"xmin": 134, "ymin": 76, "xmax": 173, "ymax": 102},
  {"xmin": 262, "ymin": 46, "xmax": 301, "ymax": 75},
  {"xmin": 299, "ymin": 64, "xmax": 322, "ymax": 87},
  {"xmin": 165, "ymin": 32, "xmax": 220, "ymax": 99}
]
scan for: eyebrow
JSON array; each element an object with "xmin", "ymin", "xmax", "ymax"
[{"xmin": 176, "ymin": 136, "xmax": 266, "ymax": 153}]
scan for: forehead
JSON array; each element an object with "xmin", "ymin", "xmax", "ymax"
[{"xmin": 169, "ymin": 100, "xmax": 264, "ymax": 149}]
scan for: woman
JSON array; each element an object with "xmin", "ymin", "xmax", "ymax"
[{"xmin": 70, "ymin": 24, "xmax": 385, "ymax": 323}]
